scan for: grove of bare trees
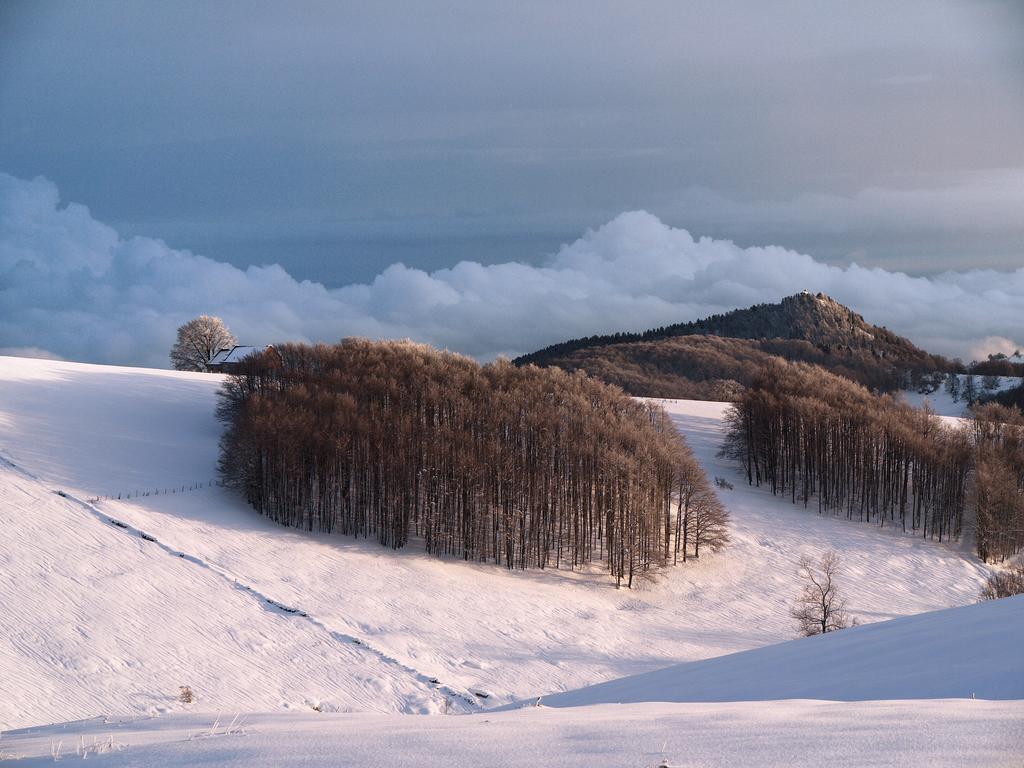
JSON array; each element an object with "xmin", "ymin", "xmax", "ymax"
[
  {"xmin": 721, "ymin": 360, "xmax": 971, "ymax": 544},
  {"xmin": 217, "ymin": 340, "xmax": 728, "ymax": 586},
  {"xmin": 970, "ymin": 403, "xmax": 1024, "ymax": 563},
  {"xmin": 720, "ymin": 359, "xmax": 1024, "ymax": 564}
]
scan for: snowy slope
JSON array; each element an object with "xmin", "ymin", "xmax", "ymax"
[
  {"xmin": 0, "ymin": 357, "xmax": 222, "ymax": 493},
  {"xmin": 0, "ymin": 460, "xmax": 450, "ymax": 730},
  {"xmin": 521, "ymin": 596, "xmax": 1024, "ymax": 707},
  {"xmin": 901, "ymin": 374, "xmax": 1022, "ymax": 417},
  {"xmin": 0, "ymin": 356, "xmax": 1000, "ymax": 730},
  {"xmin": 2, "ymin": 700, "xmax": 1022, "ymax": 767}
]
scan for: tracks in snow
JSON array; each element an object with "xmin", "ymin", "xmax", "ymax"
[
  {"xmin": 71, "ymin": 490, "xmax": 482, "ymax": 712},
  {"xmin": 3, "ymin": 452, "xmax": 480, "ymax": 713}
]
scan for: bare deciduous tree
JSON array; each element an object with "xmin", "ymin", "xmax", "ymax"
[
  {"xmin": 791, "ymin": 551, "xmax": 850, "ymax": 636},
  {"xmin": 945, "ymin": 372, "xmax": 961, "ymax": 402},
  {"xmin": 981, "ymin": 374, "xmax": 1001, "ymax": 393},
  {"xmin": 963, "ymin": 374, "xmax": 979, "ymax": 404},
  {"xmin": 170, "ymin": 315, "xmax": 236, "ymax": 372},
  {"xmin": 978, "ymin": 565, "xmax": 1024, "ymax": 600}
]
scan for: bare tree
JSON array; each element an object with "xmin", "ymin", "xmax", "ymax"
[
  {"xmin": 791, "ymin": 551, "xmax": 850, "ymax": 636},
  {"xmin": 978, "ymin": 565, "xmax": 1024, "ymax": 600},
  {"xmin": 170, "ymin": 315, "xmax": 236, "ymax": 371},
  {"xmin": 944, "ymin": 372, "xmax": 961, "ymax": 402},
  {"xmin": 963, "ymin": 374, "xmax": 979, "ymax": 405}
]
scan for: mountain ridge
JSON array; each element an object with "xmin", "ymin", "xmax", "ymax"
[
  {"xmin": 514, "ymin": 292, "xmax": 954, "ymax": 398},
  {"xmin": 519, "ymin": 292, "xmax": 939, "ymax": 365}
]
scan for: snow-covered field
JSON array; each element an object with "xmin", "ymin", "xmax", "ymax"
[
  {"xmin": 1, "ymin": 356, "xmax": 1020, "ymax": 765},
  {"xmin": 3, "ymin": 697, "xmax": 1020, "ymax": 767}
]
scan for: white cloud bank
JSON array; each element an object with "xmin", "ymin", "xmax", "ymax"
[{"xmin": 1, "ymin": 172, "xmax": 1021, "ymax": 368}]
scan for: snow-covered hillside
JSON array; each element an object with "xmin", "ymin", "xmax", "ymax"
[
  {"xmin": 0, "ymin": 355, "xmax": 1019, "ymax": 766},
  {"xmin": 522, "ymin": 596, "xmax": 1024, "ymax": 707},
  {"xmin": 901, "ymin": 374, "xmax": 1022, "ymax": 417},
  {"xmin": 0, "ymin": 356, "xmax": 998, "ymax": 728}
]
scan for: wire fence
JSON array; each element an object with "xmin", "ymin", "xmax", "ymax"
[{"xmin": 86, "ymin": 479, "xmax": 225, "ymax": 504}]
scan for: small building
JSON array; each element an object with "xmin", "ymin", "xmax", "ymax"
[{"xmin": 207, "ymin": 345, "xmax": 272, "ymax": 373}]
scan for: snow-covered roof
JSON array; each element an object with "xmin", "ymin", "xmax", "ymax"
[{"xmin": 209, "ymin": 345, "xmax": 269, "ymax": 365}]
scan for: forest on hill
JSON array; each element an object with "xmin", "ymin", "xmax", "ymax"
[
  {"xmin": 217, "ymin": 340, "xmax": 728, "ymax": 587},
  {"xmin": 516, "ymin": 292, "xmax": 956, "ymax": 400},
  {"xmin": 971, "ymin": 403, "xmax": 1024, "ymax": 562},
  {"xmin": 719, "ymin": 359, "xmax": 1024, "ymax": 563}
]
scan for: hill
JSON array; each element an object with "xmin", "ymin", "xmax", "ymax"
[
  {"xmin": 0, "ymin": 357, "xmax": 995, "ymax": 732},
  {"xmin": 521, "ymin": 596, "xmax": 1024, "ymax": 707},
  {"xmin": 515, "ymin": 292, "xmax": 954, "ymax": 397},
  {"xmin": 3, "ymin": 593, "xmax": 1021, "ymax": 764}
]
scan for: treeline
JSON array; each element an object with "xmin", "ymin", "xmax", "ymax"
[
  {"xmin": 993, "ymin": 383, "xmax": 1024, "ymax": 412},
  {"xmin": 969, "ymin": 353, "xmax": 1024, "ymax": 378},
  {"xmin": 721, "ymin": 360, "xmax": 971, "ymax": 543},
  {"xmin": 971, "ymin": 404, "xmax": 1024, "ymax": 562},
  {"xmin": 217, "ymin": 340, "xmax": 728, "ymax": 586}
]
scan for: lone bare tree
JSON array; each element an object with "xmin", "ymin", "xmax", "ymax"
[
  {"xmin": 170, "ymin": 315, "xmax": 236, "ymax": 372},
  {"xmin": 791, "ymin": 551, "xmax": 850, "ymax": 636}
]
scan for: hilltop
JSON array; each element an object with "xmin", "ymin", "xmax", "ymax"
[{"xmin": 516, "ymin": 292, "xmax": 954, "ymax": 398}]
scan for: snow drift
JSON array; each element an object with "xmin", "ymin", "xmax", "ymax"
[{"xmin": 524, "ymin": 595, "xmax": 1024, "ymax": 708}]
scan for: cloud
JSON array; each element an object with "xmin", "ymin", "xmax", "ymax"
[{"xmin": 1, "ymin": 172, "xmax": 1021, "ymax": 368}]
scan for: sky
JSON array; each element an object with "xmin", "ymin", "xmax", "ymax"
[{"xmin": 1, "ymin": 1, "xmax": 1023, "ymax": 365}]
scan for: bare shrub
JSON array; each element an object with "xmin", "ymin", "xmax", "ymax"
[{"xmin": 978, "ymin": 565, "xmax": 1024, "ymax": 601}]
